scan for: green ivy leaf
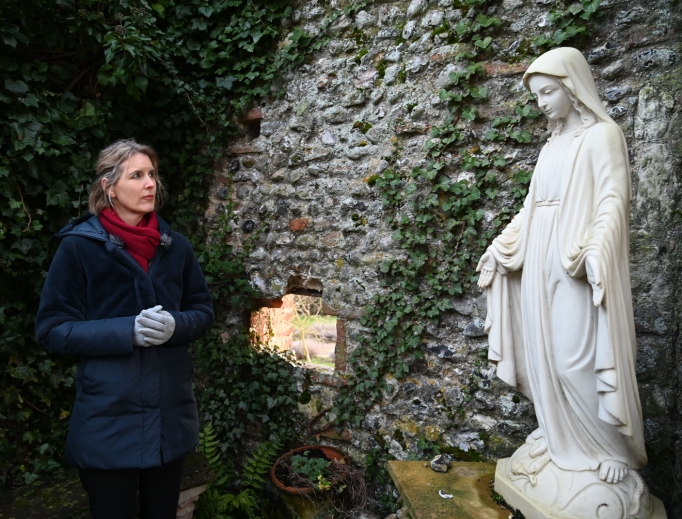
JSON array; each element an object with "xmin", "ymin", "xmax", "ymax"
[
  {"xmin": 5, "ymin": 79, "xmax": 29, "ymax": 94},
  {"xmin": 474, "ymin": 36, "xmax": 492, "ymax": 49}
]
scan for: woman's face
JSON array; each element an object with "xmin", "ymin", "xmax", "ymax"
[
  {"xmin": 104, "ymin": 152, "xmax": 157, "ymax": 225},
  {"xmin": 528, "ymin": 75, "xmax": 574, "ymax": 121}
]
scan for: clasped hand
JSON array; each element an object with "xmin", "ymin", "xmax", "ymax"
[{"xmin": 134, "ymin": 305, "xmax": 176, "ymax": 347}]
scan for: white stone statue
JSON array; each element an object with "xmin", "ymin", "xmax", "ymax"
[{"xmin": 476, "ymin": 47, "xmax": 667, "ymax": 519}]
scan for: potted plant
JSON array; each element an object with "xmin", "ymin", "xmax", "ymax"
[{"xmin": 270, "ymin": 445, "xmax": 367, "ymax": 519}]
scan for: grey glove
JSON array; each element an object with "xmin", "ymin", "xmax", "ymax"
[{"xmin": 133, "ymin": 305, "xmax": 176, "ymax": 347}]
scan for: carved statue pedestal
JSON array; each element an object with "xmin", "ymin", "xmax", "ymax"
[{"xmin": 494, "ymin": 443, "xmax": 667, "ymax": 519}]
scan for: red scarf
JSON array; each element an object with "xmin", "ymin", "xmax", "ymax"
[{"xmin": 99, "ymin": 208, "xmax": 161, "ymax": 272}]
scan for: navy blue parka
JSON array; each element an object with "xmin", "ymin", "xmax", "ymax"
[{"xmin": 35, "ymin": 213, "xmax": 214, "ymax": 470}]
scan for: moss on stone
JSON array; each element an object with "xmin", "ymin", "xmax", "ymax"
[
  {"xmin": 432, "ymin": 23, "xmax": 450, "ymax": 37},
  {"xmin": 353, "ymin": 120, "xmax": 373, "ymax": 134},
  {"xmin": 347, "ymin": 28, "xmax": 369, "ymax": 46},
  {"xmin": 354, "ymin": 47, "xmax": 369, "ymax": 64},
  {"xmin": 376, "ymin": 59, "xmax": 387, "ymax": 79},
  {"xmin": 398, "ymin": 66, "xmax": 407, "ymax": 83}
]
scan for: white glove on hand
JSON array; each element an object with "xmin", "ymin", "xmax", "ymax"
[{"xmin": 133, "ymin": 305, "xmax": 176, "ymax": 347}]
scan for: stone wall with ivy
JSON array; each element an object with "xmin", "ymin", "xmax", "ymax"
[
  {"xmin": 210, "ymin": 0, "xmax": 682, "ymax": 513},
  {"xmin": 0, "ymin": 0, "xmax": 325, "ymax": 492}
]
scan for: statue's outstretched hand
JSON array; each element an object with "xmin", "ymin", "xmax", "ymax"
[
  {"xmin": 476, "ymin": 251, "xmax": 497, "ymax": 289},
  {"xmin": 585, "ymin": 255, "xmax": 604, "ymax": 306}
]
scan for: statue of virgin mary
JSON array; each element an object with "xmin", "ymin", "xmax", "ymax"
[{"xmin": 476, "ymin": 48, "xmax": 666, "ymax": 519}]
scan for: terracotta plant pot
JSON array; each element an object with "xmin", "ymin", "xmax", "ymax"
[{"xmin": 270, "ymin": 445, "xmax": 347, "ymax": 519}]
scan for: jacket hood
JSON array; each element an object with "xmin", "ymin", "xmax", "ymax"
[{"xmin": 56, "ymin": 213, "xmax": 171, "ymax": 241}]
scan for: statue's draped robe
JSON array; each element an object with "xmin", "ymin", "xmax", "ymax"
[{"xmin": 485, "ymin": 121, "xmax": 647, "ymax": 471}]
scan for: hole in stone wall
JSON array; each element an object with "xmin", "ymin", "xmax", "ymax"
[
  {"xmin": 290, "ymin": 295, "xmax": 337, "ymax": 369},
  {"xmin": 250, "ymin": 294, "xmax": 338, "ymax": 370},
  {"xmin": 243, "ymin": 119, "xmax": 261, "ymax": 140}
]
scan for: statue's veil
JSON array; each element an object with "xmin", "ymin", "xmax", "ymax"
[
  {"xmin": 522, "ymin": 47, "xmax": 631, "ymax": 195},
  {"xmin": 523, "ymin": 47, "xmax": 618, "ymax": 127}
]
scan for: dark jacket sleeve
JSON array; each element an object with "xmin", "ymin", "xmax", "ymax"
[
  {"xmin": 35, "ymin": 237, "xmax": 135, "ymax": 357},
  {"xmin": 166, "ymin": 238, "xmax": 214, "ymax": 347}
]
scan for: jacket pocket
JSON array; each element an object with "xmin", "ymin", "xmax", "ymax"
[{"xmin": 82, "ymin": 355, "xmax": 141, "ymax": 417}]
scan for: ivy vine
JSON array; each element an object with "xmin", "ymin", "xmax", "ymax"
[
  {"xmin": 333, "ymin": 0, "xmax": 602, "ymax": 428},
  {"xmin": 0, "ymin": 0, "xmax": 350, "ymax": 488}
]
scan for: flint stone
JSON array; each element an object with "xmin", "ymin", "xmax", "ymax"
[
  {"xmin": 430, "ymin": 459, "xmax": 448, "ymax": 472},
  {"xmin": 321, "ymin": 232, "xmax": 341, "ymax": 247},
  {"xmin": 601, "ymin": 60, "xmax": 625, "ymax": 80},
  {"xmin": 604, "ymin": 87, "xmax": 630, "ymax": 102},
  {"xmin": 421, "ymin": 11, "xmax": 444, "ymax": 27},
  {"xmin": 406, "ymin": 56, "xmax": 428, "ymax": 76},
  {"xmin": 385, "ymin": 49, "xmax": 402, "ymax": 62},
  {"xmin": 233, "ymin": 169, "xmax": 261, "ymax": 182},
  {"xmin": 446, "ymin": 8, "xmax": 463, "ymax": 22},
  {"xmin": 407, "ymin": 0, "xmax": 428, "ymax": 19},
  {"xmin": 634, "ymin": 87, "xmax": 674, "ymax": 141},
  {"xmin": 452, "ymin": 297, "xmax": 474, "ymax": 315},
  {"xmin": 260, "ymin": 121, "xmax": 281, "ymax": 136},
  {"xmin": 379, "ymin": 6, "xmax": 405, "ymax": 26},
  {"xmin": 437, "ymin": 63, "xmax": 465, "ymax": 88},
  {"xmin": 347, "ymin": 145, "xmax": 378, "ymax": 160},
  {"xmin": 377, "ymin": 28, "xmax": 399, "ymax": 40},
  {"xmin": 403, "ymin": 20, "xmax": 418, "ymax": 40},
  {"xmin": 329, "ymin": 14, "xmax": 351, "ymax": 31},
  {"xmin": 636, "ymin": 48, "xmax": 677, "ymax": 70},
  {"xmin": 275, "ymin": 232, "xmax": 294, "ymax": 245},
  {"xmin": 342, "ymin": 91, "xmax": 366, "ymax": 107},
  {"xmin": 355, "ymin": 10, "xmax": 376, "ymax": 29},
  {"xmin": 607, "ymin": 106, "xmax": 628, "ymax": 118},
  {"xmin": 408, "ymin": 33, "xmax": 434, "ymax": 54},
  {"xmin": 236, "ymin": 185, "xmax": 252, "ymax": 199},
  {"xmin": 323, "ymin": 105, "xmax": 350, "ymax": 124},
  {"xmin": 502, "ymin": 0, "xmax": 524, "ymax": 8},
  {"xmin": 384, "ymin": 64, "xmax": 401, "ymax": 85},
  {"xmin": 296, "ymin": 235, "xmax": 316, "ymax": 247},
  {"xmin": 423, "ymin": 344, "xmax": 455, "ymax": 359},
  {"xmin": 354, "ymin": 69, "xmax": 379, "ymax": 89},
  {"xmin": 288, "ymin": 169, "xmax": 304, "ymax": 184},
  {"xmin": 321, "ymin": 130, "xmax": 336, "ymax": 145},
  {"xmin": 463, "ymin": 318, "xmax": 486, "ymax": 337}
]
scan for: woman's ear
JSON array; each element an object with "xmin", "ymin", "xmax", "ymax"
[{"xmin": 101, "ymin": 178, "xmax": 115, "ymax": 198}]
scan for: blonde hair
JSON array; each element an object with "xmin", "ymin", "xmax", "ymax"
[{"xmin": 88, "ymin": 139, "xmax": 166, "ymax": 215}]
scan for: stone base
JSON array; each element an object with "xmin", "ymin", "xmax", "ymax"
[
  {"xmin": 387, "ymin": 460, "xmax": 507, "ymax": 519},
  {"xmin": 495, "ymin": 457, "xmax": 668, "ymax": 519}
]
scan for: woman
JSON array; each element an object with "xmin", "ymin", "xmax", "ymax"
[
  {"xmin": 476, "ymin": 48, "xmax": 650, "ymax": 513},
  {"xmin": 36, "ymin": 139, "xmax": 214, "ymax": 519}
]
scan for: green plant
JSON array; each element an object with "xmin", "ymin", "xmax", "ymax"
[
  {"xmin": 333, "ymin": 0, "xmax": 603, "ymax": 432},
  {"xmin": 195, "ymin": 423, "xmax": 283, "ymax": 519},
  {"xmin": 533, "ymin": 0, "xmax": 602, "ymax": 48},
  {"xmin": 242, "ymin": 438, "xmax": 283, "ymax": 492},
  {"xmin": 0, "ymin": 0, "xmax": 314, "ymax": 488},
  {"xmin": 291, "ymin": 451, "xmax": 332, "ymax": 489}
]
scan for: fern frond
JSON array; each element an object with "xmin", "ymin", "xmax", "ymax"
[
  {"xmin": 220, "ymin": 489, "xmax": 257, "ymax": 517},
  {"xmin": 199, "ymin": 422, "xmax": 230, "ymax": 484},
  {"xmin": 242, "ymin": 438, "xmax": 283, "ymax": 492}
]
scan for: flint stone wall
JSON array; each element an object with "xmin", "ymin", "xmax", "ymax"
[{"xmin": 206, "ymin": 0, "xmax": 681, "ymax": 512}]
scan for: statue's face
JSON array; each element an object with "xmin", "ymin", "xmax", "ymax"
[{"xmin": 528, "ymin": 75, "xmax": 573, "ymax": 122}]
